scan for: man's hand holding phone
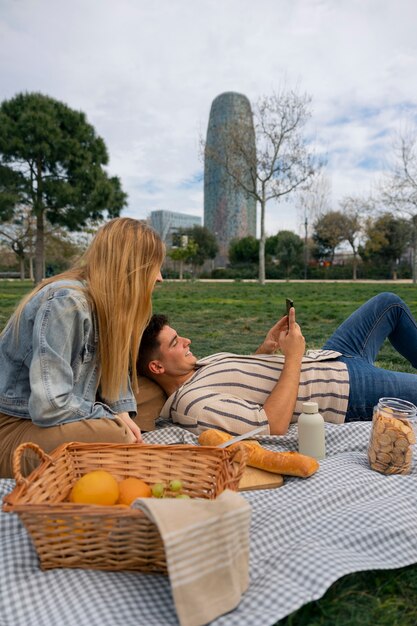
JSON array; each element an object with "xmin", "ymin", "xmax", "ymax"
[
  {"xmin": 255, "ymin": 298, "xmax": 293, "ymax": 354},
  {"xmin": 255, "ymin": 298, "xmax": 302, "ymax": 355},
  {"xmin": 286, "ymin": 298, "xmax": 294, "ymax": 317},
  {"xmin": 280, "ymin": 305, "xmax": 305, "ymax": 358}
]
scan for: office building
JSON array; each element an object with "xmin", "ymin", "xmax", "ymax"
[
  {"xmin": 204, "ymin": 92, "xmax": 256, "ymax": 264},
  {"xmin": 149, "ymin": 210, "xmax": 201, "ymax": 246}
]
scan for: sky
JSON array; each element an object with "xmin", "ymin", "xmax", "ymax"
[{"xmin": 2, "ymin": 0, "xmax": 417, "ymax": 238}]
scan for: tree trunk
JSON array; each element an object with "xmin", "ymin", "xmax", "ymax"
[
  {"xmin": 258, "ymin": 196, "xmax": 266, "ymax": 285},
  {"xmin": 259, "ymin": 237, "xmax": 266, "ymax": 284},
  {"xmin": 34, "ymin": 158, "xmax": 45, "ymax": 284},
  {"xmin": 179, "ymin": 260, "xmax": 183, "ymax": 280},
  {"xmin": 412, "ymin": 216, "xmax": 417, "ymax": 284},
  {"xmin": 19, "ymin": 256, "xmax": 25, "ymax": 280},
  {"xmin": 352, "ymin": 251, "xmax": 357, "ymax": 280},
  {"xmin": 29, "ymin": 255, "xmax": 34, "ymax": 282},
  {"xmin": 303, "ymin": 216, "xmax": 308, "ymax": 280},
  {"xmin": 35, "ymin": 210, "xmax": 45, "ymax": 283}
]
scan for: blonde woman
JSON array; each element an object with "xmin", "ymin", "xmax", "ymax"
[{"xmin": 0, "ymin": 218, "xmax": 164, "ymax": 477}]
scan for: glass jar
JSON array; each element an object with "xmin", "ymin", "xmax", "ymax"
[{"xmin": 368, "ymin": 397, "xmax": 416, "ymax": 475}]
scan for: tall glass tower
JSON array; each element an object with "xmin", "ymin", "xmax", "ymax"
[{"xmin": 204, "ymin": 92, "xmax": 256, "ymax": 265}]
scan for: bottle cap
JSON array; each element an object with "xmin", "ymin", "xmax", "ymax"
[{"xmin": 302, "ymin": 401, "xmax": 319, "ymax": 414}]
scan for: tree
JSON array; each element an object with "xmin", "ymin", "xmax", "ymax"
[
  {"xmin": 180, "ymin": 225, "xmax": 218, "ymax": 269},
  {"xmin": 338, "ymin": 197, "xmax": 363, "ymax": 280},
  {"xmin": 0, "ymin": 92, "xmax": 127, "ymax": 282},
  {"xmin": 0, "ymin": 243, "xmax": 16, "ymax": 272},
  {"xmin": 361, "ymin": 212, "xmax": 411, "ymax": 279},
  {"xmin": 229, "ymin": 236, "xmax": 259, "ymax": 264},
  {"xmin": 272, "ymin": 231, "xmax": 304, "ymax": 278},
  {"xmin": 380, "ymin": 125, "xmax": 417, "ymax": 282},
  {"xmin": 44, "ymin": 226, "xmax": 86, "ymax": 276},
  {"xmin": 0, "ymin": 208, "xmax": 91, "ymax": 280},
  {"xmin": 203, "ymin": 88, "xmax": 320, "ymax": 284},
  {"xmin": 297, "ymin": 172, "xmax": 331, "ymax": 278},
  {"xmin": 168, "ymin": 237, "xmax": 199, "ymax": 280},
  {"xmin": 313, "ymin": 211, "xmax": 346, "ymax": 263},
  {"xmin": 0, "ymin": 206, "xmax": 35, "ymax": 279}
]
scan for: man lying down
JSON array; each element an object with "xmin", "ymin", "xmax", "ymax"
[{"xmin": 137, "ymin": 292, "xmax": 417, "ymax": 436}]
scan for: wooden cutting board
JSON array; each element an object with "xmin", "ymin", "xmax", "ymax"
[{"xmin": 238, "ymin": 466, "xmax": 284, "ymax": 491}]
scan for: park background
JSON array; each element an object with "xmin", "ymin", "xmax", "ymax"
[{"xmin": 2, "ymin": 1, "xmax": 417, "ymax": 625}]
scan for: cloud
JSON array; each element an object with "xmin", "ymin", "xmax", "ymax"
[{"xmin": 2, "ymin": 0, "xmax": 417, "ymax": 235}]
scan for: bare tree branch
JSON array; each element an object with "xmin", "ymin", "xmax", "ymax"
[
  {"xmin": 203, "ymin": 89, "xmax": 321, "ymax": 283},
  {"xmin": 380, "ymin": 126, "xmax": 417, "ymax": 282}
]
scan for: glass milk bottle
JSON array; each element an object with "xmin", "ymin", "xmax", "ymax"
[{"xmin": 298, "ymin": 401, "xmax": 326, "ymax": 460}]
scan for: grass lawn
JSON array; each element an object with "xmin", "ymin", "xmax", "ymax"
[{"xmin": 1, "ymin": 279, "xmax": 417, "ymax": 625}]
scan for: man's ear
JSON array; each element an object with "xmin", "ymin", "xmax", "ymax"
[{"xmin": 148, "ymin": 359, "xmax": 165, "ymax": 376}]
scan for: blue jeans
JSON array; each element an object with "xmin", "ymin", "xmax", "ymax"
[{"xmin": 322, "ymin": 292, "xmax": 417, "ymax": 421}]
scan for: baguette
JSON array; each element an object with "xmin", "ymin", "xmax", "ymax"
[{"xmin": 198, "ymin": 429, "xmax": 319, "ymax": 478}]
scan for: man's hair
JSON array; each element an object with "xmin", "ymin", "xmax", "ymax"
[{"xmin": 137, "ymin": 314, "xmax": 169, "ymax": 376}]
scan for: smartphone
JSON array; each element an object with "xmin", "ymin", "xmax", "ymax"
[{"xmin": 286, "ymin": 298, "xmax": 294, "ymax": 316}]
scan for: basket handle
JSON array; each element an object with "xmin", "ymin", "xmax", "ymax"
[
  {"xmin": 12, "ymin": 442, "xmax": 54, "ymax": 486},
  {"xmin": 226, "ymin": 444, "xmax": 248, "ymax": 483}
]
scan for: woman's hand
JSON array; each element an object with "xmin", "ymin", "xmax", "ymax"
[{"xmin": 115, "ymin": 412, "xmax": 143, "ymax": 443}]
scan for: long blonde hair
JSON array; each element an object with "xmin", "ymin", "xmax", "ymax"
[{"xmin": 11, "ymin": 218, "xmax": 164, "ymax": 402}]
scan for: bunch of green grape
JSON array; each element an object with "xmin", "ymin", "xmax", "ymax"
[{"xmin": 151, "ymin": 479, "xmax": 190, "ymax": 499}]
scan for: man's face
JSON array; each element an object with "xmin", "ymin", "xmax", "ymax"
[{"xmin": 152, "ymin": 324, "xmax": 197, "ymax": 376}]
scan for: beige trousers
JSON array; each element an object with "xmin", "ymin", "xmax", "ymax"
[{"xmin": 0, "ymin": 412, "xmax": 136, "ymax": 479}]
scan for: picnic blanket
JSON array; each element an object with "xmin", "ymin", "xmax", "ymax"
[
  {"xmin": 1, "ymin": 421, "xmax": 417, "ymax": 626},
  {"xmin": 132, "ymin": 490, "xmax": 251, "ymax": 626}
]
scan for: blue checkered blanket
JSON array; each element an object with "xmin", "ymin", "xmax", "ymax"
[{"xmin": 1, "ymin": 422, "xmax": 417, "ymax": 626}]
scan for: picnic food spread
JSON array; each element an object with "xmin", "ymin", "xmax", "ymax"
[
  {"xmin": 198, "ymin": 429, "xmax": 319, "ymax": 477},
  {"xmin": 368, "ymin": 398, "xmax": 416, "ymax": 475},
  {"xmin": 69, "ymin": 470, "xmax": 119, "ymax": 505},
  {"xmin": 69, "ymin": 471, "xmax": 191, "ymax": 505},
  {"xmin": 118, "ymin": 477, "xmax": 152, "ymax": 503}
]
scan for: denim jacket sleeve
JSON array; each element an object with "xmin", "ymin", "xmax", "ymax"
[
  {"xmin": 106, "ymin": 375, "xmax": 137, "ymax": 416},
  {"xmin": 28, "ymin": 289, "xmax": 121, "ymax": 426}
]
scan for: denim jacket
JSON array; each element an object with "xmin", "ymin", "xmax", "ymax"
[{"xmin": 0, "ymin": 280, "xmax": 137, "ymax": 425}]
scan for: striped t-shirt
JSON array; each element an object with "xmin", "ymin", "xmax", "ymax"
[{"xmin": 160, "ymin": 350, "xmax": 349, "ymax": 435}]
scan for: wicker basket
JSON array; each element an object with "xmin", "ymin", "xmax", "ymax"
[{"xmin": 2, "ymin": 441, "xmax": 247, "ymax": 573}]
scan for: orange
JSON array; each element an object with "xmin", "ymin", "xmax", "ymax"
[
  {"xmin": 117, "ymin": 476, "xmax": 152, "ymax": 504},
  {"xmin": 69, "ymin": 470, "xmax": 119, "ymax": 505}
]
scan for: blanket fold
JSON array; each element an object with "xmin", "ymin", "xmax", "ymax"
[{"xmin": 132, "ymin": 489, "xmax": 251, "ymax": 626}]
